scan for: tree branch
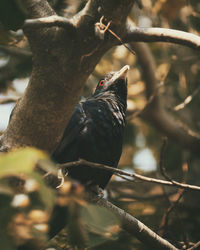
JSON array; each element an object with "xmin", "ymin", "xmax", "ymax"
[
  {"xmin": 58, "ymin": 159, "xmax": 200, "ymax": 191},
  {"xmin": 94, "ymin": 197, "xmax": 178, "ymax": 250},
  {"xmin": 123, "ymin": 24, "xmax": 200, "ymax": 50},
  {"xmin": 188, "ymin": 241, "xmax": 200, "ymax": 250}
]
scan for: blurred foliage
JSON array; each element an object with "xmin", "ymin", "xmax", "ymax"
[
  {"xmin": 0, "ymin": 148, "xmax": 121, "ymax": 250},
  {"xmin": 0, "ymin": 0, "xmax": 200, "ymax": 249}
]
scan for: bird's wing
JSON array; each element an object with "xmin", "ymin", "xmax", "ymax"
[{"xmin": 52, "ymin": 103, "xmax": 87, "ymax": 163}]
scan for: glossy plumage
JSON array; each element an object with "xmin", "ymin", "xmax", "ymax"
[{"xmin": 52, "ymin": 65, "xmax": 129, "ymax": 188}]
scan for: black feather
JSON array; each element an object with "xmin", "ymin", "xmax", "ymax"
[{"xmin": 52, "ymin": 65, "xmax": 129, "ymax": 188}]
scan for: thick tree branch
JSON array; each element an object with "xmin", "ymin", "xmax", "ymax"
[{"xmin": 123, "ymin": 24, "xmax": 200, "ymax": 50}]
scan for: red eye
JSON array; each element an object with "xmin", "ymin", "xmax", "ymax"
[{"xmin": 99, "ymin": 80, "xmax": 105, "ymax": 86}]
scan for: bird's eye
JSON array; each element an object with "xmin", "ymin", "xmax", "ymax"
[{"xmin": 99, "ymin": 80, "xmax": 105, "ymax": 86}]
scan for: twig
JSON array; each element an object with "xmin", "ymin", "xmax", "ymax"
[
  {"xmin": 158, "ymin": 189, "xmax": 184, "ymax": 236},
  {"xmin": 159, "ymin": 137, "xmax": 172, "ymax": 182},
  {"xmin": 95, "ymin": 16, "xmax": 136, "ymax": 55},
  {"xmin": 58, "ymin": 159, "xmax": 200, "ymax": 191},
  {"xmin": 187, "ymin": 241, "xmax": 200, "ymax": 250},
  {"xmin": 174, "ymin": 86, "xmax": 200, "ymax": 111}
]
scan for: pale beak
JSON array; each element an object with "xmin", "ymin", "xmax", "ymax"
[{"xmin": 111, "ymin": 65, "xmax": 130, "ymax": 82}]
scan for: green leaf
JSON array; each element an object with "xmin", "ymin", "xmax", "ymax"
[{"xmin": 0, "ymin": 148, "xmax": 47, "ymax": 178}]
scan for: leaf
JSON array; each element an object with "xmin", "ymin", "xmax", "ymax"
[
  {"xmin": 0, "ymin": 148, "xmax": 47, "ymax": 178},
  {"xmin": 80, "ymin": 204, "xmax": 120, "ymax": 248},
  {"xmin": 0, "ymin": 148, "xmax": 54, "ymax": 210}
]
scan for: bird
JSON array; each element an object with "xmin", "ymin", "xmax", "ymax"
[{"xmin": 52, "ymin": 65, "xmax": 129, "ymax": 189}]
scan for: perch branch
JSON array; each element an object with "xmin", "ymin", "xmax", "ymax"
[{"xmin": 59, "ymin": 159, "xmax": 200, "ymax": 191}]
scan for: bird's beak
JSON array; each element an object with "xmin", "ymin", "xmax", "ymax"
[{"xmin": 110, "ymin": 65, "xmax": 130, "ymax": 82}]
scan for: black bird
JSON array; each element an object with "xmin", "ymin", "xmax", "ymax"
[{"xmin": 53, "ymin": 65, "xmax": 129, "ymax": 189}]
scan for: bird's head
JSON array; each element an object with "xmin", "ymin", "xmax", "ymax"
[{"xmin": 93, "ymin": 65, "xmax": 129, "ymax": 101}]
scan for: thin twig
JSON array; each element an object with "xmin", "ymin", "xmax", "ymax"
[
  {"xmin": 174, "ymin": 86, "xmax": 200, "ymax": 111},
  {"xmin": 58, "ymin": 159, "xmax": 200, "ymax": 191},
  {"xmin": 95, "ymin": 16, "xmax": 136, "ymax": 55},
  {"xmin": 159, "ymin": 137, "xmax": 172, "ymax": 182},
  {"xmin": 187, "ymin": 241, "xmax": 200, "ymax": 250},
  {"xmin": 158, "ymin": 189, "xmax": 184, "ymax": 236}
]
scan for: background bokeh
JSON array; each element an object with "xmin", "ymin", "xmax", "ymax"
[{"xmin": 0, "ymin": 0, "xmax": 200, "ymax": 249}]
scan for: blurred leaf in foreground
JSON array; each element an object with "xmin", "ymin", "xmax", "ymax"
[{"xmin": 0, "ymin": 147, "xmax": 47, "ymax": 178}]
